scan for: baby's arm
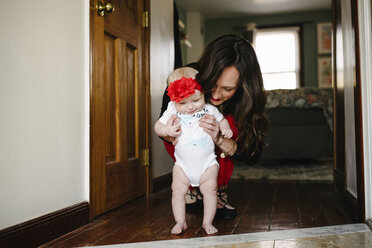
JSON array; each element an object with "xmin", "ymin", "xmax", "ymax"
[
  {"xmin": 156, "ymin": 102, "xmax": 182, "ymax": 138},
  {"xmin": 154, "ymin": 118, "xmax": 181, "ymax": 138},
  {"xmin": 219, "ymin": 118, "xmax": 233, "ymax": 139}
]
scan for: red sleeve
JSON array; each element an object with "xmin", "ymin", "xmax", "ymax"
[
  {"xmin": 163, "ymin": 140, "xmax": 175, "ymax": 161},
  {"xmin": 217, "ymin": 115, "xmax": 237, "ymax": 186}
]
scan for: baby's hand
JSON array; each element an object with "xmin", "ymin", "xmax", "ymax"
[
  {"xmin": 172, "ymin": 136, "xmax": 179, "ymax": 146},
  {"xmin": 164, "ymin": 122, "xmax": 181, "ymax": 137},
  {"xmin": 221, "ymin": 128, "xmax": 233, "ymax": 139}
]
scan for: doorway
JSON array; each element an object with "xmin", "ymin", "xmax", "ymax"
[{"xmin": 174, "ymin": 0, "xmax": 365, "ymax": 222}]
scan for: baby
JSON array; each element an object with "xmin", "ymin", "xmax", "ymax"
[{"xmin": 154, "ymin": 67, "xmax": 232, "ymax": 235}]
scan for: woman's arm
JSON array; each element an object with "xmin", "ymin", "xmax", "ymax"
[
  {"xmin": 200, "ymin": 114, "xmax": 263, "ymax": 163},
  {"xmin": 219, "ymin": 118, "xmax": 233, "ymax": 139},
  {"xmin": 199, "ymin": 114, "xmax": 237, "ymax": 156},
  {"xmin": 215, "ymin": 135, "xmax": 237, "ymax": 156}
]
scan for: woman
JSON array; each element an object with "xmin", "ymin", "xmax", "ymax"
[{"xmin": 160, "ymin": 34, "xmax": 269, "ymax": 220}]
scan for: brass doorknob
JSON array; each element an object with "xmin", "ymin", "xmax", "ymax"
[{"xmin": 96, "ymin": 1, "xmax": 115, "ymax": 17}]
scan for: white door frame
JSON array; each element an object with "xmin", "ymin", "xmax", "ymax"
[{"xmin": 358, "ymin": 0, "xmax": 372, "ymax": 222}]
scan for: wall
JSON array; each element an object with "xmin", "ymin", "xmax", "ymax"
[
  {"xmin": 150, "ymin": 0, "xmax": 175, "ymax": 178},
  {"xmin": 185, "ymin": 12, "xmax": 205, "ymax": 64},
  {"xmin": 204, "ymin": 10, "xmax": 332, "ymax": 88},
  {"xmin": 0, "ymin": 0, "xmax": 177, "ymax": 230},
  {"xmin": 0, "ymin": 0, "xmax": 89, "ymax": 230}
]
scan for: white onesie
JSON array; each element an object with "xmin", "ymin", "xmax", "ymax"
[{"xmin": 159, "ymin": 102, "xmax": 224, "ymax": 186}]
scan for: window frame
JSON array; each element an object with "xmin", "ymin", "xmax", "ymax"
[{"xmin": 253, "ymin": 25, "xmax": 303, "ymax": 89}]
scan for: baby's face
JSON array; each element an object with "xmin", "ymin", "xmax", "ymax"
[{"xmin": 174, "ymin": 90, "xmax": 205, "ymax": 115}]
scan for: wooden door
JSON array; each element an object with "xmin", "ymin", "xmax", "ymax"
[{"xmin": 90, "ymin": 0, "xmax": 150, "ymax": 218}]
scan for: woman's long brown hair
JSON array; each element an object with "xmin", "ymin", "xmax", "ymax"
[{"xmin": 196, "ymin": 34, "xmax": 269, "ymax": 158}]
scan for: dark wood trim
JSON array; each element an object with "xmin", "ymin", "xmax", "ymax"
[
  {"xmin": 334, "ymin": 168, "xmax": 345, "ymax": 191},
  {"xmin": 351, "ymin": 0, "xmax": 366, "ymax": 222},
  {"xmin": 343, "ymin": 189, "xmax": 362, "ymax": 222},
  {"xmin": 332, "ymin": 0, "xmax": 346, "ymax": 192},
  {"xmin": 152, "ymin": 172, "xmax": 172, "ymax": 193},
  {"xmin": 90, "ymin": 0, "xmax": 107, "ymax": 219},
  {"xmin": 144, "ymin": 0, "xmax": 152, "ymax": 196},
  {"xmin": 332, "ymin": 0, "xmax": 365, "ymax": 221},
  {"xmin": 299, "ymin": 24, "xmax": 305, "ymax": 87},
  {"xmin": 0, "ymin": 202, "xmax": 89, "ymax": 248}
]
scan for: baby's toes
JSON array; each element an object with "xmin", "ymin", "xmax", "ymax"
[
  {"xmin": 171, "ymin": 222, "xmax": 187, "ymax": 235},
  {"xmin": 171, "ymin": 224, "xmax": 182, "ymax": 234},
  {"xmin": 203, "ymin": 224, "xmax": 218, "ymax": 235}
]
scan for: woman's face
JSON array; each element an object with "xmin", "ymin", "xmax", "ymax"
[{"xmin": 209, "ymin": 66, "xmax": 240, "ymax": 106}]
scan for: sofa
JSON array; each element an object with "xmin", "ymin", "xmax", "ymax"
[{"xmin": 260, "ymin": 88, "xmax": 333, "ymax": 162}]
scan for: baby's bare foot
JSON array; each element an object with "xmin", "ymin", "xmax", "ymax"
[
  {"xmin": 203, "ymin": 223, "xmax": 218, "ymax": 235},
  {"xmin": 171, "ymin": 222, "xmax": 187, "ymax": 234}
]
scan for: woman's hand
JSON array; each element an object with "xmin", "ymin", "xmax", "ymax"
[
  {"xmin": 200, "ymin": 114, "xmax": 237, "ymax": 156},
  {"xmin": 199, "ymin": 114, "xmax": 220, "ymax": 143}
]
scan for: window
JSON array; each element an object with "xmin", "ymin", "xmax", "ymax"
[{"xmin": 254, "ymin": 27, "xmax": 300, "ymax": 90}]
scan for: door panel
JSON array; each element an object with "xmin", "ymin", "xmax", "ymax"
[
  {"xmin": 90, "ymin": 0, "xmax": 150, "ymax": 218},
  {"xmin": 104, "ymin": 35, "xmax": 117, "ymax": 163}
]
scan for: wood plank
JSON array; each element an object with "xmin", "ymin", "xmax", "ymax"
[
  {"xmin": 295, "ymin": 183, "xmax": 330, "ymax": 228},
  {"xmin": 93, "ymin": 202, "xmax": 172, "ymax": 245},
  {"xmin": 43, "ymin": 190, "xmax": 171, "ymax": 247},
  {"xmin": 196, "ymin": 180, "xmax": 256, "ymax": 237},
  {"xmin": 271, "ymin": 183, "xmax": 299, "ymax": 219},
  {"xmin": 40, "ymin": 180, "xmax": 357, "ymax": 247},
  {"xmin": 153, "ymin": 208, "xmax": 203, "ymax": 240},
  {"xmin": 127, "ymin": 212, "xmax": 175, "ymax": 243},
  {"xmin": 234, "ymin": 181, "xmax": 275, "ymax": 233},
  {"xmin": 320, "ymin": 188, "xmax": 356, "ymax": 225}
]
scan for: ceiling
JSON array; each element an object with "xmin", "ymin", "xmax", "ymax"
[{"xmin": 175, "ymin": 0, "xmax": 332, "ymax": 19}]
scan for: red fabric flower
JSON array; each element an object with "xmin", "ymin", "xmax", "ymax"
[{"xmin": 167, "ymin": 77, "xmax": 203, "ymax": 103}]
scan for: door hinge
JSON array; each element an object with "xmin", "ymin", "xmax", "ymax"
[
  {"xmin": 142, "ymin": 11, "xmax": 149, "ymax": 28},
  {"xmin": 142, "ymin": 149, "xmax": 150, "ymax": 167}
]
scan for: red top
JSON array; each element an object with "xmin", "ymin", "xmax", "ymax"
[{"xmin": 163, "ymin": 115, "xmax": 238, "ymax": 186}]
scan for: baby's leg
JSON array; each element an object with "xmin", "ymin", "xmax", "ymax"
[
  {"xmin": 171, "ymin": 165, "xmax": 190, "ymax": 234},
  {"xmin": 199, "ymin": 164, "xmax": 219, "ymax": 235}
]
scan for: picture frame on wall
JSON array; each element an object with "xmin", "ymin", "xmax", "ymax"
[
  {"xmin": 317, "ymin": 22, "xmax": 332, "ymax": 54},
  {"xmin": 318, "ymin": 57, "xmax": 332, "ymax": 88}
]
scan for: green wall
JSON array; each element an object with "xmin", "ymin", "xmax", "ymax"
[{"xmin": 204, "ymin": 10, "xmax": 332, "ymax": 88}]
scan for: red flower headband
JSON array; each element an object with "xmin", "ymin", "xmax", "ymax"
[{"xmin": 167, "ymin": 77, "xmax": 203, "ymax": 103}]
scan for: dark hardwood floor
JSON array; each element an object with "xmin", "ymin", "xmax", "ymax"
[{"xmin": 41, "ymin": 179, "xmax": 357, "ymax": 247}]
